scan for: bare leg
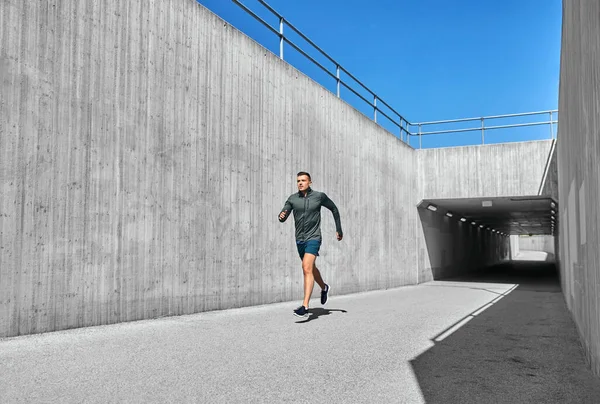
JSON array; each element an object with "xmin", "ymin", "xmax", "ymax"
[
  {"xmin": 301, "ymin": 253, "xmax": 317, "ymax": 308},
  {"xmin": 313, "ymin": 265, "xmax": 326, "ymax": 290}
]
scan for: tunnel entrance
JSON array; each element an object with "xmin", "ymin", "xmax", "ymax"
[{"xmin": 417, "ymin": 195, "xmax": 558, "ymax": 281}]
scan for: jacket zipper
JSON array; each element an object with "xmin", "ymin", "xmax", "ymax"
[{"xmin": 303, "ymin": 197, "xmax": 309, "ymax": 239}]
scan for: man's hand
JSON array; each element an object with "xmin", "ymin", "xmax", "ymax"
[
  {"xmin": 336, "ymin": 232, "xmax": 343, "ymax": 241},
  {"xmin": 279, "ymin": 211, "xmax": 288, "ymax": 221}
]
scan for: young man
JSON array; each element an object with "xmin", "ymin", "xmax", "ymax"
[{"xmin": 278, "ymin": 172, "xmax": 343, "ymax": 318}]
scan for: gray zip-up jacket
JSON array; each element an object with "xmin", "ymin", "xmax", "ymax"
[{"xmin": 279, "ymin": 188, "xmax": 343, "ymax": 241}]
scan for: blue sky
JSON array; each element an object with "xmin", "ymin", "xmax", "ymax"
[{"xmin": 197, "ymin": 0, "xmax": 562, "ymax": 148}]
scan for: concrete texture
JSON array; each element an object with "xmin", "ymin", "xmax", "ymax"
[
  {"xmin": 418, "ymin": 140, "xmax": 555, "ymax": 200},
  {"xmin": 417, "ymin": 206, "xmax": 509, "ymax": 282},
  {"xmin": 557, "ymin": 0, "xmax": 600, "ymax": 376},
  {"xmin": 2, "ymin": 264, "xmax": 599, "ymax": 403},
  {"xmin": 0, "ymin": 0, "xmax": 417, "ymax": 338}
]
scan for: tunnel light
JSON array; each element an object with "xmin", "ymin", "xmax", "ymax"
[
  {"xmin": 551, "ymin": 202, "xmax": 556, "ymax": 208},
  {"xmin": 427, "ymin": 204, "xmax": 438, "ymax": 211},
  {"xmin": 492, "ymin": 230, "xmax": 496, "ymax": 233},
  {"xmin": 551, "ymin": 216, "xmax": 555, "ymax": 220},
  {"xmin": 460, "ymin": 218, "xmax": 467, "ymax": 222},
  {"xmin": 551, "ymin": 210, "xmax": 556, "ymax": 215},
  {"xmin": 446, "ymin": 212, "xmax": 453, "ymax": 217},
  {"xmin": 479, "ymin": 225, "xmax": 484, "ymax": 228},
  {"xmin": 472, "ymin": 221, "xmax": 477, "ymax": 226}
]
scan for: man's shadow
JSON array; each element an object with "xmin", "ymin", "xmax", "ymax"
[{"xmin": 295, "ymin": 308, "xmax": 347, "ymax": 323}]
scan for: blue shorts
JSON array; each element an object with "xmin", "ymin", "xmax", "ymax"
[{"xmin": 296, "ymin": 240, "xmax": 321, "ymax": 259}]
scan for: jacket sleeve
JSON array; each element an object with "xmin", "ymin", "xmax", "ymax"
[
  {"xmin": 279, "ymin": 198, "xmax": 293, "ymax": 222},
  {"xmin": 321, "ymin": 193, "xmax": 343, "ymax": 235}
]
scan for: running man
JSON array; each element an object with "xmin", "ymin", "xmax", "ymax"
[{"xmin": 278, "ymin": 172, "xmax": 343, "ymax": 318}]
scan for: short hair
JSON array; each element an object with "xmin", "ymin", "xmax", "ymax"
[{"xmin": 297, "ymin": 171, "xmax": 311, "ymax": 180}]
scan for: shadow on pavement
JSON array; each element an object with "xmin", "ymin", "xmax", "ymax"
[
  {"xmin": 410, "ymin": 261, "xmax": 600, "ymax": 404},
  {"xmin": 295, "ymin": 308, "xmax": 347, "ymax": 324}
]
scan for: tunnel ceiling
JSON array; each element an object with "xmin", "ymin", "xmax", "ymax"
[{"xmin": 420, "ymin": 196, "xmax": 557, "ymax": 236}]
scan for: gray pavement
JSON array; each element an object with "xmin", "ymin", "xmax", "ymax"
[{"xmin": 1, "ymin": 263, "xmax": 599, "ymax": 403}]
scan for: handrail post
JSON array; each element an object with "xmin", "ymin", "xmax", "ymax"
[
  {"xmin": 419, "ymin": 124, "xmax": 422, "ymax": 149},
  {"xmin": 279, "ymin": 17, "xmax": 284, "ymax": 59},
  {"xmin": 336, "ymin": 65, "xmax": 340, "ymax": 98},
  {"xmin": 549, "ymin": 111, "xmax": 554, "ymax": 139},
  {"xmin": 373, "ymin": 96, "xmax": 378, "ymax": 123},
  {"xmin": 481, "ymin": 118, "xmax": 485, "ymax": 145},
  {"xmin": 400, "ymin": 119, "xmax": 404, "ymax": 142}
]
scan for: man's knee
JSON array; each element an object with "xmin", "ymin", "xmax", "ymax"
[{"xmin": 302, "ymin": 257, "xmax": 315, "ymax": 274}]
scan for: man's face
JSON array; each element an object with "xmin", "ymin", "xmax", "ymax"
[{"xmin": 297, "ymin": 175, "xmax": 311, "ymax": 192}]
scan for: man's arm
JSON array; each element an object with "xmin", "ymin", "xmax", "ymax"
[
  {"xmin": 279, "ymin": 199, "xmax": 293, "ymax": 222},
  {"xmin": 321, "ymin": 193, "xmax": 343, "ymax": 239}
]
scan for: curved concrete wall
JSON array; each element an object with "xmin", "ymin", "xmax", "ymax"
[{"xmin": 557, "ymin": 0, "xmax": 600, "ymax": 376}]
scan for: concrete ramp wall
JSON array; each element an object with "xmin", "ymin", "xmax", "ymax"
[
  {"xmin": 557, "ymin": 0, "xmax": 600, "ymax": 376},
  {"xmin": 0, "ymin": 0, "xmax": 418, "ymax": 337}
]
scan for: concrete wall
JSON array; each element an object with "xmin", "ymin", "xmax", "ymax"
[
  {"xmin": 540, "ymin": 140, "xmax": 558, "ymax": 200},
  {"xmin": 418, "ymin": 140, "xmax": 555, "ymax": 200},
  {"xmin": 417, "ymin": 207, "xmax": 510, "ymax": 282},
  {"xmin": 557, "ymin": 0, "xmax": 600, "ymax": 376},
  {"xmin": 509, "ymin": 236, "xmax": 520, "ymax": 259},
  {"xmin": 518, "ymin": 235, "xmax": 555, "ymax": 254},
  {"xmin": 0, "ymin": 0, "xmax": 417, "ymax": 338}
]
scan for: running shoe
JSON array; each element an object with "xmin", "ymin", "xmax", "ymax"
[
  {"xmin": 321, "ymin": 284, "xmax": 330, "ymax": 305},
  {"xmin": 293, "ymin": 305, "xmax": 309, "ymax": 318}
]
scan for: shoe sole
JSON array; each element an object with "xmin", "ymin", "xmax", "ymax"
[{"xmin": 293, "ymin": 311, "xmax": 309, "ymax": 318}]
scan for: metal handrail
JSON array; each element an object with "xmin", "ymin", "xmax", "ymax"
[
  {"xmin": 231, "ymin": 0, "xmax": 412, "ymax": 139},
  {"xmin": 413, "ymin": 110, "xmax": 558, "ymax": 126},
  {"xmin": 227, "ymin": 0, "xmax": 558, "ymax": 148},
  {"xmin": 417, "ymin": 120, "xmax": 558, "ymax": 136},
  {"xmin": 410, "ymin": 110, "xmax": 558, "ymax": 148}
]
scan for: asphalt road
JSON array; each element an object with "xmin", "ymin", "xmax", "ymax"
[{"xmin": 2, "ymin": 262, "xmax": 599, "ymax": 403}]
